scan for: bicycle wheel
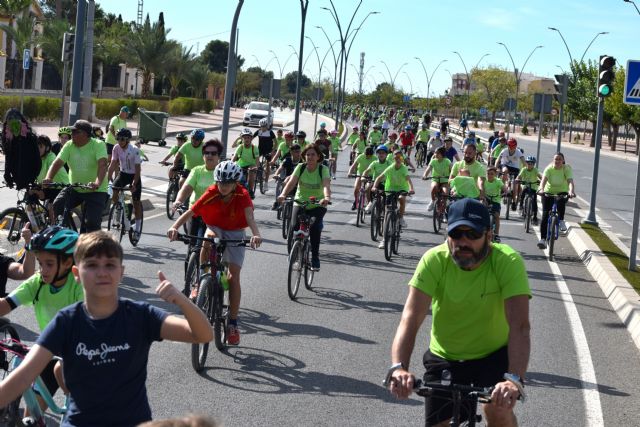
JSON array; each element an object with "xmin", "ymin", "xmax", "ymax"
[
  {"xmin": 275, "ymin": 181, "xmax": 284, "ymax": 220},
  {"xmin": 0, "ymin": 207, "xmax": 28, "ymax": 259},
  {"xmin": 166, "ymin": 181, "xmax": 178, "ymax": 220},
  {"xmin": 107, "ymin": 203, "xmax": 125, "ymax": 243},
  {"xmin": 383, "ymin": 212, "xmax": 394, "ymax": 261},
  {"xmin": 212, "ymin": 278, "xmax": 226, "ymax": 351},
  {"xmin": 192, "ymin": 276, "xmax": 213, "ymax": 372},
  {"xmin": 287, "ymin": 240, "xmax": 304, "ymax": 300},
  {"xmin": 524, "ymin": 196, "xmax": 532, "ymax": 234},
  {"xmin": 504, "ymin": 194, "xmax": 511, "ymax": 220},
  {"xmin": 370, "ymin": 201, "xmax": 380, "ymax": 241},
  {"xmin": 548, "ymin": 216, "xmax": 557, "ymax": 260},
  {"xmin": 184, "ymin": 251, "xmax": 199, "ymax": 298},
  {"xmin": 258, "ymin": 167, "xmax": 265, "ymax": 195},
  {"xmin": 356, "ymin": 191, "xmax": 364, "ymax": 227},
  {"xmin": 303, "ymin": 241, "xmax": 314, "ymax": 290},
  {"xmin": 0, "ymin": 320, "xmax": 21, "ymax": 427},
  {"xmin": 128, "ymin": 204, "xmax": 143, "ymax": 246},
  {"xmin": 359, "ymin": 192, "xmax": 367, "ymax": 225},
  {"xmin": 282, "ymin": 201, "xmax": 292, "ymax": 240},
  {"xmin": 393, "ymin": 219, "xmax": 400, "ymax": 255}
]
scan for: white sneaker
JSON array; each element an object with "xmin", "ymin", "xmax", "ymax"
[
  {"xmin": 400, "ymin": 218, "xmax": 408, "ymax": 228},
  {"xmin": 378, "ymin": 240, "xmax": 385, "ymax": 249},
  {"xmin": 364, "ymin": 202, "xmax": 373, "ymax": 213},
  {"xmin": 559, "ymin": 220, "xmax": 567, "ymax": 233},
  {"xmin": 537, "ymin": 239, "xmax": 546, "ymax": 249},
  {"xmin": 427, "ymin": 201, "xmax": 434, "ymax": 212}
]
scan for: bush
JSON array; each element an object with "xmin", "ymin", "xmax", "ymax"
[
  {"xmin": 193, "ymin": 98, "xmax": 214, "ymax": 113},
  {"xmin": 168, "ymin": 97, "xmax": 194, "ymax": 116},
  {"xmin": 0, "ymin": 95, "xmax": 61, "ymax": 121},
  {"xmin": 93, "ymin": 99, "xmax": 122, "ymax": 119}
]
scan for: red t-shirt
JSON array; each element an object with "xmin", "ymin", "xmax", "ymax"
[
  {"xmin": 191, "ymin": 184, "xmax": 253, "ymax": 230},
  {"xmin": 399, "ymin": 131, "xmax": 414, "ymax": 146}
]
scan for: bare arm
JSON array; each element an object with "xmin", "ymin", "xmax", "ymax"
[
  {"xmin": 0, "ymin": 344, "xmax": 53, "ymax": 407},
  {"xmin": 172, "ymin": 153, "xmax": 184, "ymax": 168},
  {"xmin": 567, "ymin": 178, "xmax": 575, "ymax": 196},
  {"xmin": 107, "ymin": 157, "xmax": 119, "ymax": 182},
  {"xmin": 7, "ymin": 225, "xmax": 34, "ymax": 279},
  {"xmin": 44, "ymin": 158, "xmax": 64, "ymax": 182},
  {"xmin": 93, "ymin": 158, "xmax": 108, "ymax": 189},
  {"xmin": 167, "ymin": 209, "xmax": 195, "ymax": 240},
  {"xmin": 244, "ymin": 207, "xmax": 262, "ymax": 248},
  {"xmin": 505, "ymin": 295, "xmax": 531, "ymax": 379},
  {"xmin": 278, "ymin": 174, "xmax": 299, "ymax": 201},
  {"xmin": 0, "ymin": 299, "xmax": 13, "ymax": 317},
  {"xmin": 321, "ymin": 177, "xmax": 331, "ymax": 206},
  {"xmin": 174, "ymin": 184, "xmax": 194, "ymax": 206}
]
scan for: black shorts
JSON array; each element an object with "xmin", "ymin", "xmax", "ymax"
[
  {"xmin": 422, "ymin": 346, "xmax": 508, "ymax": 425},
  {"xmin": 503, "ymin": 165, "xmax": 520, "ymax": 177},
  {"xmin": 106, "ymin": 143, "xmax": 115, "ymax": 155},
  {"xmin": 42, "ymin": 188, "xmax": 61, "ymax": 203},
  {"xmin": 258, "ymin": 142, "xmax": 274, "ymax": 158},
  {"xmin": 113, "ymin": 172, "xmax": 142, "ymax": 201}
]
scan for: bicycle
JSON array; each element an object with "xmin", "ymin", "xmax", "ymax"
[
  {"xmin": 0, "ymin": 183, "xmax": 50, "ymax": 258},
  {"xmin": 486, "ymin": 199, "xmax": 500, "ymax": 243},
  {"xmin": 369, "ymin": 187, "xmax": 385, "ymax": 242},
  {"xmin": 415, "ymin": 142, "xmax": 428, "ymax": 168},
  {"xmin": 519, "ymin": 181, "xmax": 539, "ymax": 234},
  {"xmin": 423, "ymin": 177, "xmax": 449, "ymax": 234},
  {"xmin": 160, "ymin": 162, "xmax": 189, "ymax": 220},
  {"xmin": 383, "ymin": 190, "xmax": 411, "ymax": 261},
  {"xmin": 349, "ymin": 174, "xmax": 371, "ymax": 227},
  {"xmin": 542, "ymin": 193, "xmax": 571, "ymax": 261},
  {"xmin": 0, "ymin": 318, "xmax": 68, "ymax": 426},
  {"xmin": 499, "ymin": 171, "xmax": 517, "ymax": 220},
  {"xmin": 287, "ymin": 199, "xmax": 324, "ymax": 300},
  {"xmin": 176, "ymin": 233, "xmax": 250, "ymax": 372},
  {"xmin": 107, "ymin": 185, "xmax": 143, "ymax": 246},
  {"xmin": 256, "ymin": 156, "xmax": 269, "ymax": 195}
]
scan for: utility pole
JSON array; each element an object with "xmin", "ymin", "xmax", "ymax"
[
  {"xmin": 221, "ymin": 0, "xmax": 244, "ymax": 157},
  {"xmin": 81, "ymin": 0, "xmax": 95, "ymax": 119},
  {"xmin": 293, "ymin": 0, "xmax": 309, "ymax": 133},
  {"xmin": 68, "ymin": 0, "xmax": 87, "ymax": 124}
]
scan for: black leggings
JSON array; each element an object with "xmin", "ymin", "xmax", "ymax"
[
  {"xmin": 290, "ymin": 206, "xmax": 327, "ymax": 258},
  {"xmin": 540, "ymin": 192, "xmax": 568, "ymax": 239}
]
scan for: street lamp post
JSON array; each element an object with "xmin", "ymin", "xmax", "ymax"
[
  {"xmin": 415, "ymin": 57, "xmax": 447, "ymax": 114},
  {"xmin": 403, "ymin": 72, "xmax": 413, "ymax": 96},
  {"xmin": 293, "ymin": 0, "xmax": 309, "ymax": 133},
  {"xmin": 316, "ymin": 26, "xmax": 339, "ymax": 120},
  {"xmin": 251, "ymin": 54, "xmax": 262, "ymax": 70},
  {"xmin": 452, "ymin": 51, "xmax": 470, "ymax": 117},
  {"xmin": 380, "ymin": 60, "xmax": 408, "ymax": 89},
  {"xmin": 624, "ymin": 0, "xmax": 640, "ymax": 14},
  {"xmin": 221, "ymin": 0, "xmax": 244, "ymax": 156}
]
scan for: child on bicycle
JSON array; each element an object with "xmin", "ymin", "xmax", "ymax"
[
  {"xmin": 516, "ymin": 156, "xmax": 542, "ymax": 225},
  {"xmin": 348, "ymin": 146, "xmax": 376, "ymax": 211},
  {"xmin": 35, "ymin": 136, "xmax": 69, "ymax": 225},
  {"xmin": 0, "ymin": 230, "xmax": 213, "ymax": 426},
  {"xmin": 0, "ymin": 226, "xmax": 82, "ymax": 410},
  {"xmin": 423, "ymin": 147, "xmax": 451, "ymax": 212},
  {"xmin": 484, "ymin": 167, "xmax": 507, "ymax": 243},
  {"xmin": 167, "ymin": 161, "xmax": 262, "ymax": 345},
  {"xmin": 160, "ymin": 132, "xmax": 187, "ymax": 180}
]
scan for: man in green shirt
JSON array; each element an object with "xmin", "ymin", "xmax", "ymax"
[
  {"xmin": 386, "ymin": 198, "xmax": 531, "ymax": 427},
  {"xmin": 174, "ymin": 129, "xmax": 206, "ymax": 187},
  {"xmin": 44, "ymin": 120, "xmax": 109, "ymax": 233},
  {"xmin": 106, "ymin": 106, "xmax": 129, "ymax": 164},
  {"xmin": 232, "ymin": 128, "xmax": 259, "ymax": 198},
  {"xmin": 450, "ymin": 144, "xmax": 486, "ymax": 198}
]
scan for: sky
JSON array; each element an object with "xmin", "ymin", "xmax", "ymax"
[{"xmin": 97, "ymin": 0, "xmax": 639, "ymax": 97}]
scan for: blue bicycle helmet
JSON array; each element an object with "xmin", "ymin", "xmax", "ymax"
[
  {"xmin": 28, "ymin": 226, "xmax": 78, "ymax": 255},
  {"xmin": 525, "ymin": 155, "xmax": 536, "ymax": 163},
  {"xmin": 191, "ymin": 129, "xmax": 205, "ymax": 140},
  {"xmin": 435, "ymin": 131, "xmax": 441, "ymax": 137},
  {"xmin": 376, "ymin": 144, "xmax": 389, "ymax": 153},
  {"xmin": 404, "ymin": 125, "xmax": 412, "ymax": 130}
]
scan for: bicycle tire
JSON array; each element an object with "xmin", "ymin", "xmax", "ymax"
[
  {"xmin": 0, "ymin": 321, "xmax": 22, "ymax": 427},
  {"xmin": 212, "ymin": 278, "xmax": 226, "ymax": 351},
  {"xmin": 359, "ymin": 191, "xmax": 367, "ymax": 225},
  {"xmin": 184, "ymin": 251, "xmax": 199, "ymax": 298},
  {"xmin": 370, "ymin": 202, "xmax": 379, "ymax": 241},
  {"xmin": 505, "ymin": 194, "xmax": 511, "ymax": 220},
  {"xmin": 251, "ymin": 170, "xmax": 258, "ymax": 196},
  {"xmin": 548, "ymin": 216, "xmax": 557, "ymax": 260},
  {"xmin": 304, "ymin": 241, "xmax": 314, "ymax": 290},
  {"xmin": 275, "ymin": 181, "xmax": 284, "ymax": 220},
  {"xmin": 383, "ymin": 211, "xmax": 393, "ymax": 261},
  {"xmin": 107, "ymin": 203, "xmax": 125, "ymax": 243},
  {"xmin": 128, "ymin": 204, "xmax": 143, "ymax": 246},
  {"xmin": 524, "ymin": 196, "xmax": 532, "ymax": 234},
  {"xmin": 166, "ymin": 181, "xmax": 178, "ymax": 220},
  {"xmin": 393, "ymin": 217, "xmax": 400, "ymax": 255},
  {"xmin": 258, "ymin": 167, "xmax": 265, "ymax": 195},
  {"xmin": 288, "ymin": 240, "xmax": 303, "ymax": 300},
  {"xmin": 0, "ymin": 207, "xmax": 28, "ymax": 260},
  {"xmin": 282, "ymin": 201, "xmax": 291, "ymax": 240},
  {"xmin": 192, "ymin": 276, "xmax": 213, "ymax": 372},
  {"xmin": 489, "ymin": 211, "xmax": 496, "ymax": 241},
  {"xmin": 356, "ymin": 191, "xmax": 364, "ymax": 227},
  {"xmin": 432, "ymin": 205, "xmax": 440, "ymax": 233}
]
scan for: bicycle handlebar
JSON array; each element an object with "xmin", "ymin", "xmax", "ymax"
[{"xmin": 175, "ymin": 233, "xmax": 251, "ymax": 246}]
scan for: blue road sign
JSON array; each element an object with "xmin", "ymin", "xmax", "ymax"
[
  {"xmin": 479, "ymin": 107, "xmax": 487, "ymax": 115},
  {"xmin": 403, "ymin": 95, "xmax": 410, "ymax": 102},
  {"xmin": 22, "ymin": 49, "xmax": 30, "ymax": 70},
  {"xmin": 624, "ymin": 60, "xmax": 640, "ymax": 105}
]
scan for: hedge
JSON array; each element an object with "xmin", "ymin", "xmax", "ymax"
[{"xmin": 0, "ymin": 96, "xmax": 60, "ymax": 121}]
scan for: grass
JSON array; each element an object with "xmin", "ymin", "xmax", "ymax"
[
  {"xmin": 338, "ymin": 122, "xmax": 344, "ymax": 136},
  {"xmin": 580, "ymin": 223, "xmax": 640, "ymax": 294}
]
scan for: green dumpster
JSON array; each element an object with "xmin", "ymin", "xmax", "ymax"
[{"xmin": 137, "ymin": 108, "xmax": 169, "ymax": 146}]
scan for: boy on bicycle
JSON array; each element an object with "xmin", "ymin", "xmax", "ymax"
[
  {"xmin": 160, "ymin": 132, "xmax": 187, "ymax": 179},
  {"xmin": 485, "ymin": 167, "xmax": 507, "ymax": 242},
  {"xmin": 516, "ymin": 156, "xmax": 541, "ymax": 225},
  {"xmin": 348, "ymin": 146, "xmax": 376, "ymax": 211},
  {"xmin": 0, "ymin": 226, "xmax": 82, "ymax": 409},
  {"xmin": 0, "ymin": 231, "xmax": 213, "ymax": 426},
  {"xmin": 423, "ymin": 147, "xmax": 451, "ymax": 212}
]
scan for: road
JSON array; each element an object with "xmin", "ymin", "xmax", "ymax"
[{"xmin": 2, "ymin": 112, "xmax": 640, "ymax": 426}]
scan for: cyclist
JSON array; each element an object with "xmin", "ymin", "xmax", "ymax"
[
  {"xmin": 347, "ymin": 146, "xmax": 376, "ymax": 211},
  {"xmin": 92, "ymin": 126, "xmax": 105, "ymax": 142},
  {"xmin": 484, "ymin": 166, "xmax": 508, "ymax": 243},
  {"xmin": 43, "ymin": 120, "xmax": 109, "ymax": 233},
  {"xmin": 107, "ymin": 128, "xmax": 143, "ymax": 242},
  {"xmin": 271, "ymin": 130, "xmax": 294, "ymax": 165},
  {"xmin": 415, "ymin": 123, "xmax": 430, "ymax": 163},
  {"xmin": 450, "ymin": 144, "xmax": 486, "ymax": 197},
  {"xmin": 0, "ymin": 231, "xmax": 212, "ymax": 426},
  {"xmin": 386, "ymin": 198, "xmax": 530, "ymax": 427},
  {"xmin": 54, "ymin": 126, "xmax": 71, "ymax": 155},
  {"xmin": 363, "ymin": 144, "xmax": 392, "ymax": 213},
  {"xmin": 160, "ymin": 132, "xmax": 187, "ymax": 180},
  {"xmin": 328, "ymin": 129, "xmax": 341, "ymax": 178},
  {"xmin": 0, "ymin": 224, "xmax": 34, "ymax": 297},
  {"xmin": 399, "ymin": 125, "xmax": 415, "ymax": 158},
  {"xmin": 174, "ymin": 129, "xmax": 206, "ymax": 188},
  {"xmin": 295, "ymin": 130, "xmax": 309, "ymax": 150},
  {"xmin": 0, "ymin": 226, "xmax": 82, "ymax": 408},
  {"xmin": 277, "ymin": 144, "xmax": 332, "ymax": 271},
  {"xmin": 232, "ymin": 128, "xmax": 259, "ymax": 198},
  {"xmin": 347, "ymin": 125, "xmax": 360, "ymax": 150},
  {"xmin": 168, "ymin": 161, "xmax": 262, "ymax": 345},
  {"xmin": 368, "ymin": 124, "xmax": 383, "ymax": 147},
  {"xmin": 537, "ymin": 152, "xmax": 576, "ymax": 249},
  {"xmin": 253, "ymin": 118, "xmax": 277, "ymax": 191},
  {"xmin": 426, "ymin": 131, "xmax": 443, "ymax": 165},
  {"xmin": 315, "ymin": 121, "xmax": 327, "ymax": 139},
  {"xmin": 443, "ymin": 137, "xmax": 460, "ymax": 163},
  {"xmin": 315, "ymin": 129, "xmax": 332, "ymax": 162},
  {"xmin": 271, "ymin": 144, "xmax": 303, "ymax": 210},
  {"xmin": 516, "ymin": 156, "xmax": 541, "ymax": 224},
  {"xmin": 385, "ymin": 131, "xmax": 400, "ymax": 152},
  {"xmin": 489, "ymin": 136, "xmax": 507, "ymax": 167},
  {"xmin": 459, "ymin": 117, "xmax": 468, "ymax": 136},
  {"xmin": 35, "ymin": 135, "xmax": 69, "ymax": 224},
  {"xmin": 462, "ymin": 130, "xmax": 476, "ymax": 147},
  {"xmin": 423, "ymin": 147, "xmax": 451, "ymax": 212},
  {"xmin": 497, "ymin": 138, "xmax": 525, "ymax": 211},
  {"xmin": 105, "ymin": 106, "xmax": 129, "ymax": 164}
]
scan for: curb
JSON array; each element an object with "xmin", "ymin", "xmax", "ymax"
[{"xmin": 566, "ymin": 221, "xmax": 640, "ymax": 351}]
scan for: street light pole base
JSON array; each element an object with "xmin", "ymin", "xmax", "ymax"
[{"xmin": 582, "ymin": 219, "xmax": 598, "ymax": 227}]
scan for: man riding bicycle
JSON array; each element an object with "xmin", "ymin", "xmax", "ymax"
[
  {"xmin": 496, "ymin": 138, "xmax": 525, "ymax": 211},
  {"xmin": 233, "ymin": 128, "xmax": 259, "ymax": 198},
  {"xmin": 253, "ymin": 118, "xmax": 277, "ymax": 191}
]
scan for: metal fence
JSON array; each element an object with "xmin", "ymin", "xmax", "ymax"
[
  {"xmin": 41, "ymin": 62, "xmax": 62, "ymax": 90},
  {"xmin": 4, "ymin": 58, "xmax": 33, "ymax": 89},
  {"xmin": 102, "ymin": 64, "xmax": 120, "ymax": 88}
]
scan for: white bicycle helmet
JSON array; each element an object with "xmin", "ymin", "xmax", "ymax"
[
  {"xmin": 214, "ymin": 160, "xmax": 243, "ymax": 183},
  {"xmin": 240, "ymin": 128, "xmax": 253, "ymax": 136},
  {"xmin": 259, "ymin": 118, "xmax": 269, "ymax": 127}
]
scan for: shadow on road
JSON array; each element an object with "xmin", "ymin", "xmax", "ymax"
[{"xmin": 526, "ymin": 371, "xmax": 629, "ymax": 397}]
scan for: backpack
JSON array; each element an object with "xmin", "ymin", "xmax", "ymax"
[
  {"xmin": 299, "ymin": 162, "xmax": 326, "ymax": 179},
  {"xmin": 1, "ymin": 108, "xmax": 41, "ymax": 190}
]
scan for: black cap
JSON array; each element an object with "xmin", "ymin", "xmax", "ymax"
[
  {"xmin": 447, "ymin": 198, "xmax": 490, "ymax": 234},
  {"xmin": 70, "ymin": 120, "xmax": 93, "ymax": 135}
]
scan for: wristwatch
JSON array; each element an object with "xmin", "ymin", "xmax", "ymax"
[
  {"xmin": 383, "ymin": 362, "xmax": 406, "ymax": 387},
  {"xmin": 503, "ymin": 373, "xmax": 526, "ymax": 402}
]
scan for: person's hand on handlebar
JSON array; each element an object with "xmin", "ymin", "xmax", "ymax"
[
  {"xmin": 321, "ymin": 197, "xmax": 331, "ymax": 207},
  {"xmin": 388, "ymin": 368, "xmax": 415, "ymax": 399},
  {"xmin": 569, "ymin": 191, "xmax": 576, "ymax": 198},
  {"xmin": 167, "ymin": 227, "xmax": 179, "ymax": 241},
  {"xmin": 491, "ymin": 380, "xmax": 521, "ymax": 410},
  {"xmin": 250, "ymin": 235, "xmax": 262, "ymax": 249}
]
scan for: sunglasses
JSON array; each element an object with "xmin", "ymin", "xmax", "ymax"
[
  {"xmin": 117, "ymin": 137, "xmax": 129, "ymax": 141},
  {"xmin": 203, "ymin": 151, "xmax": 219, "ymax": 156},
  {"xmin": 448, "ymin": 228, "xmax": 485, "ymax": 240}
]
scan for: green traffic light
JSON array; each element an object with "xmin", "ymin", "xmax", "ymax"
[{"xmin": 599, "ymin": 84, "xmax": 611, "ymax": 97}]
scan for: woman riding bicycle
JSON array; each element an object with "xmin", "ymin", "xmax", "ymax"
[
  {"xmin": 168, "ymin": 161, "xmax": 262, "ymax": 345},
  {"xmin": 277, "ymin": 144, "xmax": 331, "ymax": 271},
  {"xmin": 537, "ymin": 152, "xmax": 575, "ymax": 249}
]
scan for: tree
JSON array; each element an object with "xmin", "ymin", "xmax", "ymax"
[
  {"xmin": 208, "ymin": 71, "xmax": 226, "ymax": 101},
  {"xmin": 124, "ymin": 12, "xmax": 170, "ymax": 97},
  {"xmin": 606, "ymin": 66, "xmax": 640, "ymax": 152},
  {"xmin": 470, "ymin": 67, "xmax": 515, "ymax": 123},
  {"xmin": 166, "ymin": 41, "xmax": 194, "ymax": 99},
  {"xmin": 200, "ymin": 39, "xmax": 244, "ymax": 73},
  {"xmin": 186, "ymin": 62, "xmax": 209, "ymax": 99},
  {"xmin": 0, "ymin": 0, "xmax": 31, "ymax": 58},
  {"xmin": 284, "ymin": 71, "xmax": 311, "ymax": 93},
  {"xmin": 36, "ymin": 17, "xmax": 70, "ymax": 77},
  {"xmin": 567, "ymin": 60, "xmax": 598, "ymax": 147},
  {"xmin": 245, "ymin": 66, "xmax": 273, "ymax": 80},
  {"xmin": 0, "ymin": 11, "xmax": 37, "ymax": 60}
]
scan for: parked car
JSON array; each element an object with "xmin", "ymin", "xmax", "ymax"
[{"xmin": 243, "ymin": 101, "xmax": 273, "ymax": 127}]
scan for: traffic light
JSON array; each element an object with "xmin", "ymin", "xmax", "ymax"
[
  {"xmin": 554, "ymin": 74, "xmax": 569, "ymax": 104},
  {"xmin": 598, "ymin": 55, "xmax": 616, "ymax": 97},
  {"xmin": 61, "ymin": 32, "xmax": 75, "ymax": 62}
]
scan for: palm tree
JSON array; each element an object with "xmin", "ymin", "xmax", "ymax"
[
  {"xmin": 124, "ymin": 13, "xmax": 170, "ymax": 97},
  {"xmin": 35, "ymin": 17, "xmax": 69, "ymax": 77},
  {"xmin": 166, "ymin": 41, "xmax": 194, "ymax": 99},
  {"xmin": 0, "ymin": 0, "xmax": 32, "ymax": 58},
  {"xmin": 186, "ymin": 62, "xmax": 209, "ymax": 99}
]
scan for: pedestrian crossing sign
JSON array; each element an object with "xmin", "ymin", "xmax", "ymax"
[{"xmin": 624, "ymin": 60, "xmax": 640, "ymax": 105}]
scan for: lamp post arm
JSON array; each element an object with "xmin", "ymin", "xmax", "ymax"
[
  {"xmin": 380, "ymin": 61, "xmax": 393, "ymax": 84},
  {"xmin": 429, "ymin": 59, "xmax": 447, "ymax": 85},
  {"xmin": 519, "ymin": 46, "xmax": 542, "ymax": 81},
  {"xmin": 579, "ymin": 32, "xmax": 607, "ymax": 63},
  {"xmin": 392, "ymin": 63, "xmax": 408, "ymax": 88}
]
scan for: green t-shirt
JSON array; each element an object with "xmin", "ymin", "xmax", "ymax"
[
  {"xmin": 382, "ymin": 164, "xmax": 410, "ymax": 192},
  {"xmin": 354, "ymin": 153, "xmax": 376, "ymax": 175},
  {"xmin": 347, "ymin": 133, "xmax": 359, "ymax": 146},
  {"xmin": 428, "ymin": 157, "xmax": 451, "ymax": 180},
  {"xmin": 450, "ymin": 175, "xmax": 480, "ymax": 199},
  {"xmin": 451, "ymin": 160, "xmax": 486, "ymax": 180},
  {"xmin": 106, "ymin": 115, "xmax": 127, "ymax": 145},
  {"xmin": 38, "ymin": 152, "xmax": 69, "ymax": 184},
  {"xmin": 409, "ymin": 242, "xmax": 531, "ymax": 360},
  {"xmin": 416, "ymin": 129, "xmax": 431, "ymax": 142},
  {"xmin": 484, "ymin": 178, "xmax": 504, "ymax": 203},
  {"xmin": 169, "ymin": 145, "xmax": 180, "ymax": 156},
  {"xmin": 277, "ymin": 141, "xmax": 290, "ymax": 159},
  {"xmin": 293, "ymin": 163, "xmax": 330, "ymax": 208},
  {"xmin": 353, "ymin": 138, "xmax": 367, "ymax": 154},
  {"xmin": 185, "ymin": 165, "xmax": 216, "ymax": 206},
  {"xmin": 543, "ymin": 165, "xmax": 572, "ymax": 194},
  {"xmin": 178, "ymin": 141, "xmax": 205, "ymax": 170},
  {"xmin": 8, "ymin": 272, "xmax": 84, "ymax": 332},
  {"xmin": 57, "ymin": 138, "xmax": 108, "ymax": 193},
  {"xmin": 491, "ymin": 143, "xmax": 506, "ymax": 159},
  {"xmin": 366, "ymin": 158, "xmax": 392, "ymax": 179},
  {"xmin": 234, "ymin": 144, "xmax": 258, "ymax": 168},
  {"xmin": 368, "ymin": 130, "xmax": 382, "ymax": 145},
  {"xmin": 329, "ymin": 136, "xmax": 341, "ymax": 154},
  {"xmin": 517, "ymin": 167, "xmax": 540, "ymax": 191}
]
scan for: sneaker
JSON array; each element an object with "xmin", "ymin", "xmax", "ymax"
[
  {"xmin": 559, "ymin": 220, "xmax": 567, "ymax": 233},
  {"xmin": 537, "ymin": 239, "xmax": 546, "ymax": 249},
  {"xmin": 427, "ymin": 201, "xmax": 434, "ymax": 212},
  {"xmin": 364, "ymin": 201, "xmax": 373, "ymax": 213},
  {"xmin": 189, "ymin": 286, "xmax": 199, "ymax": 301},
  {"xmin": 311, "ymin": 256, "xmax": 320, "ymax": 271},
  {"xmin": 400, "ymin": 218, "xmax": 408, "ymax": 228},
  {"xmin": 532, "ymin": 217, "xmax": 538, "ymax": 225},
  {"xmin": 351, "ymin": 201, "xmax": 357, "ymax": 211},
  {"xmin": 378, "ymin": 240, "xmax": 385, "ymax": 249},
  {"xmin": 494, "ymin": 235, "xmax": 501, "ymax": 243},
  {"xmin": 511, "ymin": 203, "xmax": 517, "ymax": 211},
  {"xmin": 271, "ymin": 201, "xmax": 279, "ymax": 211},
  {"xmin": 226, "ymin": 324, "xmax": 240, "ymax": 345}
]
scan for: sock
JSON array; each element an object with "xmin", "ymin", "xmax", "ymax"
[
  {"xmin": 135, "ymin": 219, "xmax": 142, "ymax": 232},
  {"xmin": 229, "ymin": 318, "xmax": 238, "ymax": 327}
]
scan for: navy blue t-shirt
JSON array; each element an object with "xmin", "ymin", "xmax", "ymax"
[
  {"xmin": 445, "ymin": 146, "xmax": 458, "ymax": 162},
  {"xmin": 37, "ymin": 299, "xmax": 168, "ymax": 427}
]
